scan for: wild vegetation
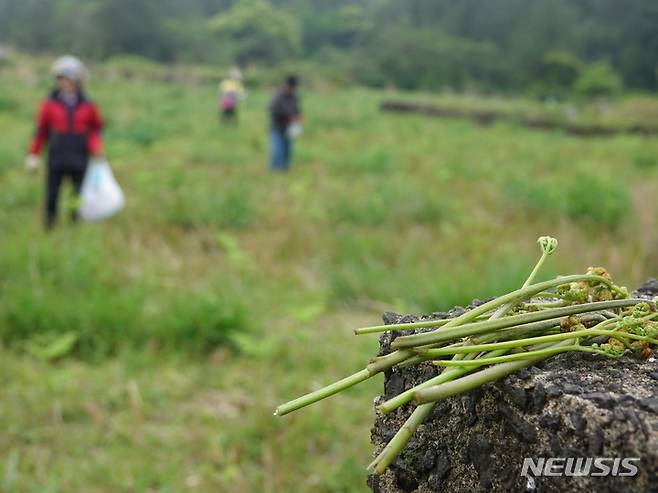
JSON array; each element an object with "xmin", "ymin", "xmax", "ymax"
[
  {"xmin": 1, "ymin": 54, "xmax": 658, "ymax": 491},
  {"xmin": 1, "ymin": 0, "xmax": 657, "ymax": 94}
]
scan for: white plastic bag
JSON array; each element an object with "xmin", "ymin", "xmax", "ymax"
[
  {"xmin": 79, "ymin": 158, "xmax": 125, "ymax": 221},
  {"xmin": 287, "ymin": 122, "xmax": 303, "ymax": 139}
]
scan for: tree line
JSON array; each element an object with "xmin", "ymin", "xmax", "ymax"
[{"xmin": 1, "ymin": 0, "xmax": 656, "ymax": 95}]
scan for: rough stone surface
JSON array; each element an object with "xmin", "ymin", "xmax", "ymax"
[{"xmin": 368, "ymin": 281, "xmax": 658, "ymax": 493}]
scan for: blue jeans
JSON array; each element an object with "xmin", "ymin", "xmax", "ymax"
[{"xmin": 269, "ymin": 129, "xmax": 292, "ymax": 172}]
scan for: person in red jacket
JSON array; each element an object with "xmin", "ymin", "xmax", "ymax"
[{"xmin": 26, "ymin": 55, "xmax": 103, "ymax": 229}]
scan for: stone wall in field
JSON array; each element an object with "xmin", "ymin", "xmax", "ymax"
[{"xmin": 368, "ymin": 281, "xmax": 658, "ymax": 493}]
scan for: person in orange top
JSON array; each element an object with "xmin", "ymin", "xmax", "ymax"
[{"xmin": 26, "ymin": 55, "xmax": 104, "ymax": 229}]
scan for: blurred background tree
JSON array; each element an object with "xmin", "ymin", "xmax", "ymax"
[
  {"xmin": 0, "ymin": 0, "xmax": 656, "ymax": 95},
  {"xmin": 209, "ymin": 0, "xmax": 301, "ymax": 65},
  {"xmin": 530, "ymin": 51, "xmax": 583, "ymax": 99},
  {"xmin": 573, "ymin": 61, "xmax": 623, "ymax": 99}
]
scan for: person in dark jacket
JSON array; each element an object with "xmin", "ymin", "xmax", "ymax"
[
  {"xmin": 268, "ymin": 75, "xmax": 301, "ymax": 172},
  {"xmin": 26, "ymin": 55, "xmax": 103, "ymax": 229}
]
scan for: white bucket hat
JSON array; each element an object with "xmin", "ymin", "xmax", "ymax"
[{"xmin": 51, "ymin": 55, "xmax": 88, "ymax": 82}]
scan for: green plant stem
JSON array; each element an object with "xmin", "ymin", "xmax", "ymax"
[
  {"xmin": 273, "ymin": 369, "xmax": 370, "ymax": 416},
  {"xmin": 433, "ymin": 344, "xmax": 612, "ymax": 367},
  {"xmin": 368, "ymin": 274, "xmax": 620, "ymax": 330},
  {"xmin": 525, "ymin": 248, "xmax": 551, "ymax": 288},
  {"xmin": 491, "ymin": 246, "xmax": 550, "ymax": 318},
  {"xmin": 418, "ymin": 328, "xmax": 658, "ymax": 358},
  {"xmin": 369, "ymin": 252, "xmax": 557, "ymax": 473},
  {"xmin": 534, "ymin": 291, "xmax": 568, "ymax": 299},
  {"xmin": 369, "ymin": 241, "xmax": 565, "ymax": 474},
  {"xmin": 414, "ymin": 340, "xmax": 575, "ymax": 405},
  {"xmin": 377, "ymin": 349, "xmax": 508, "ymax": 414},
  {"xmin": 394, "ymin": 311, "xmax": 599, "ymax": 369},
  {"xmin": 396, "ymin": 314, "xmax": 608, "ymax": 368},
  {"xmin": 384, "ymin": 302, "xmax": 595, "ymax": 413},
  {"xmin": 274, "ymin": 349, "xmax": 421, "ymax": 416},
  {"xmin": 277, "ymin": 279, "xmax": 628, "ymax": 416},
  {"xmin": 354, "ymin": 315, "xmax": 492, "ymax": 335},
  {"xmin": 368, "ymin": 401, "xmax": 433, "ymax": 475},
  {"xmin": 355, "ymin": 317, "xmax": 450, "ymax": 335},
  {"xmin": 394, "ymin": 342, "xmax": 465, "ymax": 369},
  {"xmin": 276, "ymin": 282, "xmax": 639, "ymax": 420},
  {"xmin": 369, "ymin": 330, "xmax": 522, "ymax": 474},
  {"xmin": 369, "ymin": 352, "xmax": 490, "ymax": 474},
  {"xmin": 531, "ymin": 301, "xmax": 566, "ymax": 309},
  {"xmin": 391, "ymin": 298, "xmax": 644, "ymax": 349},
  {"xmin": 369, "ymin": 354, "xmax": 480, "ymax": 475},
  {"xmin": 389, "ymin": 306, "xmax": 607, "ymax": 369},
  {"xmin": 357, "ymin": 274, "xmax": 614, "ymax": 335},
  {"xmin": 469, "ymin": 320, "xmax": 560, "ymax": 344},
  {"xmin": 470, "ymin": 312, "xmax": 606, "ymax": 344},
  {"xmin": 395, "ymin": 320, "xmax": 562, "ymax": 368},
  {"xmin": 377, "ymin": 369, "xmax": 465, "ymax": 414},
  {"xmin": 366, "ymin": 349, "xmax": 415, "ymax": 374},
  {"xmin": 390, "ymin": 315, "xmax": 560, "ymax": 350}
]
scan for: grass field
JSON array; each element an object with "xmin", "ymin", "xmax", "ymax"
[{"xmin": 1, "ymin": 55, "xmax": 658, "ymax": 492}]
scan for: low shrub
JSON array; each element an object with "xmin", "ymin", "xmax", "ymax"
[
  {"xmin": 504, "ymin": 173, "xmax": 630, "ymax": 229},
  {"xmin": 633, "ymin": 150, "xmax": 658, "ymax": 169},
  {"xmin": 565, "ymin": 176, "xmax": 629, "ymax": 228},
  {"xmin": 573, "ymin": 61, "xmax": 623, "ymax": 99},
  {"xmin": 156, "ymin": 287, "xmax": 249, "ymax": 353},
  {"xmin": 0, "ymin": 234, "xmax": 251, "ymax": 357}
]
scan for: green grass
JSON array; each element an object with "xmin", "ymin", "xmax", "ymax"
[
  {"xmin": 2, "ymin": 55, "xmax": 658, "ymax": 491},
  {"xmin": 503, "ymin": 172, "xmax": 630, "ymax": 229}
]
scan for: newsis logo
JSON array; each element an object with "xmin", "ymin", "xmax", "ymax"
[{"xmin": 521, "ymin": 457, "xmax": 640, "ymax": 478}]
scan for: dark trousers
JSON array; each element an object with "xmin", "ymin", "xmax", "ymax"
[
  {"xmin": 46, "ymin": 164, "xmax": 86, "ymax": 228},
  {"xmin": 221, "ymin": 107, "xmax": 237, "ymax": 123}
]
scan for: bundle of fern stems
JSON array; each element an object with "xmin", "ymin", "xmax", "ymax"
[{"xmin": 275, "ymin": 237, "xmax": 658, "ymax": 475}]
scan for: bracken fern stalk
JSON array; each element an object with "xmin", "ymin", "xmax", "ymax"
[{"xmin": 274, "ymin": 236, "xmax": 657, "ymax": 476}]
